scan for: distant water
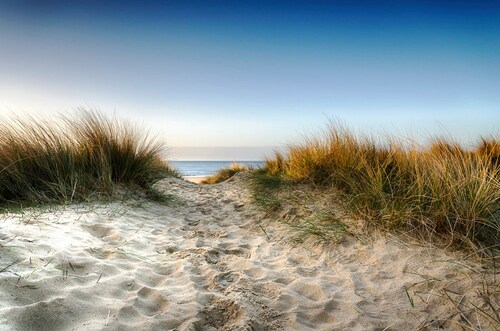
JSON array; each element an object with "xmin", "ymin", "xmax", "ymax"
[{"xmin": 170, "ymin": 161, "xmax": 265, "ymax": 178}]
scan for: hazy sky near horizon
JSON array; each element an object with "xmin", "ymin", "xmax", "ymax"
[{"xmin": 0, "ymin": 1, "xmax": 499, "ymax": 159}]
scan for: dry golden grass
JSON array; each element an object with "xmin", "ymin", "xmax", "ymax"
[
  {"xmin": 201, "ymin": 163, "xmax": 248, "ymax": 184},
  {"xmin": 0, "ymin": 109, "xmax": 179, "ymax": 206},
  {"xmin": 258, "ymin": 122, "xmax": 499, "ymax": 251}
]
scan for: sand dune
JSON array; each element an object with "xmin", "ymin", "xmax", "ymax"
[{"xmin": 0, "ymin": 175, "xmax": 497, "ymax": 330}]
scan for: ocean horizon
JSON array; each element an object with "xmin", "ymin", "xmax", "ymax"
[{"xmin": 170, "ymin": 161, "xmax": 265, "ymax": 178}]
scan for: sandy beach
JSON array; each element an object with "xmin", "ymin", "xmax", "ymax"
[{"xmin": 0, "ymin": 175, "xmax": 497, "ymax": 330}]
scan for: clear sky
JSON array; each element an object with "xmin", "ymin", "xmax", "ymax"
[{"xmin": 0, "ymin": 1, "xmax": 498, "ymax": 160}]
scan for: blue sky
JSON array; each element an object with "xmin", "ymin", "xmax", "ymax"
[{"xmin": 0, "ymin": 1, "xmax": 498, "ymax": 159}]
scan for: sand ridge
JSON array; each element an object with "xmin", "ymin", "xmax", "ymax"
[{"xmin": 0, "ymin": 175, "xmax": 497, "ymax": 330}]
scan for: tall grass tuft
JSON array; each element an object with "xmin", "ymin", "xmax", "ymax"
[
  {"xmin": 201, "ymin": 163, "xmax": 249, "ymax": 184},
  {"xmin": 0, "ymin": 109, "xmax": 178, "ymax": 206},
  {"xmin": 260, "ymin": 122, "xmax": 499, "ymax": 249}
]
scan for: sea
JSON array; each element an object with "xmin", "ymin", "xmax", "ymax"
[{"xmin": 170, "ymin": 161, "xmax": 265, "ymax": 178}]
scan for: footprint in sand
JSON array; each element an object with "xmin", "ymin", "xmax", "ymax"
[
  {"xmin": 224, "ymin": 247, "xmax": 251, "ymax": 259},
  {"xmin": 204, "ymin": 250, "xmax": 220, "ymax": 264},
  {"xmin": 133, "ymin": 286, "xmax": 170, "ymax": 316},
  {"xmin": 214, "ymin": 272, "xmax": 240, "ymax": 289},
  {"xmin": 81, "ymin": 224, "xmax": 119, "ymax": 240},
  {"xmin": 198, "ymin": 297, "xmax": 245, "ymax": 330}
]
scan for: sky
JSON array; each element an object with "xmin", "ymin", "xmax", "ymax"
[{"xmin": 0, "ymin": 0, "xmax": 498, "ymax": 160}]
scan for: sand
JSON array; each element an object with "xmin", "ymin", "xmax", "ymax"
[
  {"xmin": 0, "ymin": 175, "xmax": 497, "ymax": 330},
  {"xmin": 184, "ymin": 176, "xmax": 207, "ymax": 184}
]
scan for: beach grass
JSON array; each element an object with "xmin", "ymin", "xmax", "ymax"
[
  {"xmin": 248, "ymin": 170, "xmax": 285, "ymax": 212},
  {"xmin": 201, "ymin": 162, "xmax": 249, "ymax": 184},
  {"xmin": 254, "ymin": 122, "xmax": 499, "ymax": 251},
  {"xmin": 0, "ymin": 109, "xmax": 179, "ymax": 207}
]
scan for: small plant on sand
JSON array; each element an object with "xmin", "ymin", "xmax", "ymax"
[
  {"xmin": 289, "ymin": 211, "xmax": 348, "ymax": 244},
  {"xmin": 249, "ymin": 169, "xmax": 348, "ymax": 244},
  {"xmin": 0, "ymin": 109, "xmax": 179, "ymax": 207},
  {"xmin": 201, "ymin": 163, "xmax": 249, "ymax": 184},
  {"xmin": 145, "ymin": 187, "xmax": 177, "ymax": 205},
  {"xmin": 248, "ymin": 169, "xmax": 285, "ymax": 212},
  {"xmin": 255, "ymin": 121, "xmax": 499, "ymax": 252}
]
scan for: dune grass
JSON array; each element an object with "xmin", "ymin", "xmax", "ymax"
[
  {"xmin": 0, "ymin": 109, "xmax": 179, "ymax": 207},
  {"xmin": 201, "ymin": 163, "xmax": 249, "ymax": 184},
  {"xmin": 255, "ymin": 122, "xmax": 499, "ymax": 251}
]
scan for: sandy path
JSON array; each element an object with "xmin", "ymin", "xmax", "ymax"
[{"xmin": 0, "ymin": 176, "xmax": 496, "ymax": 330}]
